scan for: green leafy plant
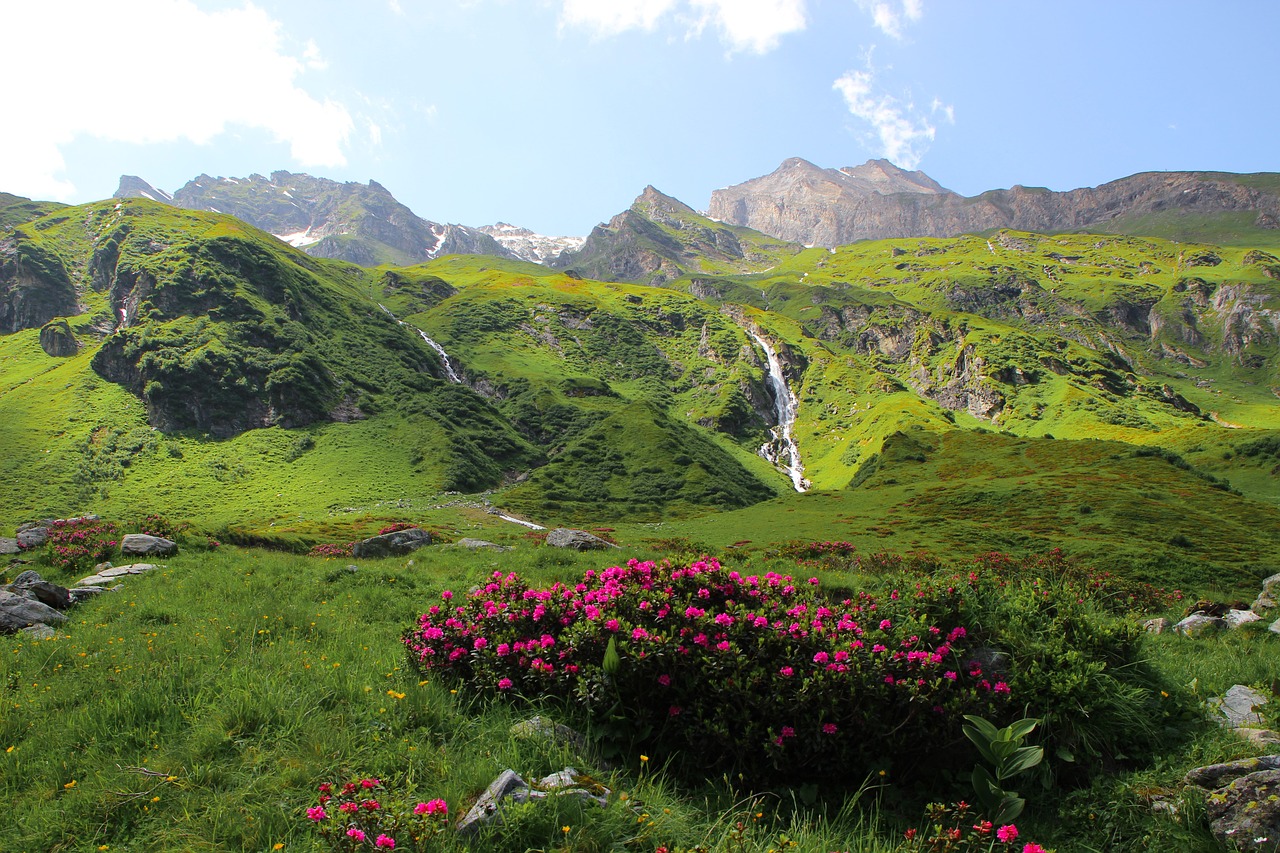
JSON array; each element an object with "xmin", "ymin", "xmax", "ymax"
[{"xmin": 962, "ymin": 715, "xmax": 1044, "ymax": 825}]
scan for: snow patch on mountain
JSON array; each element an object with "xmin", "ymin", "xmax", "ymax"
[{"xmin": 478, "ymin": 222, "xmax": 585, "ymax": 264}]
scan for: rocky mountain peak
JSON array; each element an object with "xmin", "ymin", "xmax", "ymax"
[
  {"xmin": 113, "ymin": 176, "xmax": 173, "ymax": 204},
  {"xmin": 837, "ymin": 159, "xmax": 950, "ymax": 195},
  {"xmin": 633, "ymin": 186, "xmax": 696, "ymax": 219}
]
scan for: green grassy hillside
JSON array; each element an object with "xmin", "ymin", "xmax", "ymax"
[{"xmin": 2, "ymin": 201, "xmax": 1278, "ymax": 591}]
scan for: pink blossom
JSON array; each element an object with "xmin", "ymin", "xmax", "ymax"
[
  {"xmin": 879, "ymin": 619, "xmax": 892, "ymax": 630},
  {"xmin": 996, "ymin": 825, "xmax": 1018, "ymax": 843},
  {"xmin": 822, "ymin": 723, "xmax": 838, "ymax": 734},
  {"xmin": 994, "ymin": 681, "xmax": 1011, "ymax": 695},
  {"xmin": 658, "ymin": 674, "xmax": 671, "ymax": 686},
  {"xmin": 779, "ymin": 666, "xmax": 794, "ymax": 677},
  {"xmin": 1021, "ymin": 844, "xmax": 1047, "ymax": 853},
  {"xmin": 361, "ymin": 778, "xmax": 380, "ymax": 788},
  {"xmin": 473, "ymin": 637, "xmax": 487, "ymax": 650},
  {"xmin": 497, "ymin": 677, "xmax": 513, "ymax": 690},
  {"xmin": 347, "ymin": 828, "xmax": 366, "ymax": 841},
  {"xmin": 306, "ymin": 806, "xmax": 327, "ymax": 821},
  {"xmin": 375, "ymin": 834, "xmax": 396, "ymax": 848}
]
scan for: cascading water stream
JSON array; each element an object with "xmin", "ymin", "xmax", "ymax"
[
  {"xmin": 747, "ymin": 328, "xmax": 808, "ymax": 492},
  {"xmin": 378, "ymin": 304, "xmax": 462, "ymax": 383}
]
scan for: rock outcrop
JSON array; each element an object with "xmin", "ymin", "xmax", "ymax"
[
  {"xmin": 352, "ymin": 527, "xmax": 432, "ymax": 558},
  {"xmin": 709, "ymin": 158, "xmax": 1280, "ymax": 248},
  {"xmin": 544, "ymin": 528, "xmax": 617, "ymax": 551}
]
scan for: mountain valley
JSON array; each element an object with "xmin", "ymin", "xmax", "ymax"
[{"xmin": 0, "ymin": 161, "xmax": 1276, "ymax": 583}]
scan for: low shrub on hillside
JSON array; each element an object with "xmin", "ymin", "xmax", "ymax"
[
  {"xmin": 405, "ymin": 558, "xmax": 1007, "ymax": 784},
  {"xmin": 406, "ymin": 551, "xmax": 1186, "ymax": 793},
  {"xmin": 43, "ymin": 517, "xmax": 120, "ymax": 571},
  {"xmin": 875, "ymin": 551, "xmax": 1188, "ymax": 786}
]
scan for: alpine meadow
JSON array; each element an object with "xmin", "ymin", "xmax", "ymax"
[{"xmin": 3, "ymin": 154, "xmax": 1280, "ymax": 853}]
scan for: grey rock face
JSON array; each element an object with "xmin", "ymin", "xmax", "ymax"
[
  {"xmin": 1210, "ymin": 685, "xmax": 1271, "ymax": 728},
  {"xmin": 22, "ymin": 624, "xmax": 57, "ymax": 640},
  {"xmin": 545, "ymin": 528, "xmax": 617, "ymax": 551},
  {"xmin": 0, "ymin": 538, "xmax": 18, "ymax": 555},
  {"xmin": 78, "ymin": 563, "xmax": 158, "ymax": 587},
  {"xmin": 1224, "ymin": 609, "xmax": 1262, "ymax": 628},
  {"xmin": 709, "ymin": 158, "xmax": 1280, "ymax": 249},
  {"xmin": 457, "ymin": 767, "xmax": 610, "ymax": 836},
  {"xmin": 39, "ymin": 318, "xmax": 79, "ymax": 357},
  {"xmin": 5, "ymin": 570, "xmax": 71, "ymax": 610},
  {"xmin": 455, "ymin": 538, "xmax": 511, "ymax": 552},
  {"xmin": 16, "ymin": 527, "xmax": 48, "ymax": 549},
  {"xmin": 121, "ymin": 534, "xmax": 178, "ymax": 557},
  {"xmin": 1204, "ymin": 770, "xmax": 1280, "ymax": 851},
  {"xmin": 0, "ymin": 590, "xmax": 68, "ymax": 633},
  {"xmin": 1174, "ymin": 613, "xmax": 1229, "ymax": 636},
  {"xmin": 1142, "ymin": 617, "xmax": 1171, "ymax": 634},
  {"xmin": 352, "ymin": 527, "xmax": 431, "ymax": 558},
  {"xmin": 1186, "ymin": 755, "xmax": 1280, "ymax": 789}
]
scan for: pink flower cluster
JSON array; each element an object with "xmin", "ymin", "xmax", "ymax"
[
  {"xmin": 305, "ymin": 778, "xmax": 449, "ymax": 850},
  {"xmin": 406, "ymin": 558, "xmax": 1005, "ymax": 781}
]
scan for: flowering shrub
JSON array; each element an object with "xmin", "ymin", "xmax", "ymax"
[
  {"xmin": 876, "ymin": 550, "xmax": 1179, "ymax": 784},
  {"xmin": 405, "ymin": 558, "xmax": 1005, "ymax": 783},
  {"xmin": 378, "ymin": 522, "xmax": 418, "ymax": 536},
  {"xmin": 306, "ymin": 778, "xmax": 448, "ymax": 851},
  {"xmin": 134, "ymin": 513, "xmax": 178, "ymax": 540},
  {"xmin": 45, "ymin": 518, "xmax": 120, "ymax": 570},
  {"xmin": 774, "ymin": 539, "xmax": 859, "ymax": 571},
  {"xmin": 895, "ymin": 802, "xmax": 1052, "ymax": 852},
  {"xmin": 310, "ymin": 543, "xmax": 355, "ymax": 558}
]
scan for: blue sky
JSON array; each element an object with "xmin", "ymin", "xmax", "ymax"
[{"xmin": 7, "ymin": 1, "xmax": 1278, "ymax": 236}]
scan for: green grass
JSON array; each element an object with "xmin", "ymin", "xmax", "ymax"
[{"xmin": 3, "ymin": 541, "xmax": 1273, "ymax": 852}]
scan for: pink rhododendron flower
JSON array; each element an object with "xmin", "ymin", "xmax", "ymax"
[
  {"xmin": 822, "ymin": 723, "xmax": 838, "ymax": 734},
  {"xmin": 375, "ymin": 834, "xmax": 396, "ymax": 848},
  {"xmin": 1021, "ymin": 844, "xmax": 1047, "ymax": 853},
  {"xmin": 306, "ymin": 806, "xmax": 327, "ymax": 821},
  {"xmin": 497, "ymin": 678, "xmax": 513, "ymax": 690},
  {"xmin": 347, "ymin": 828, "xmax": 366, "ymax": 841},
  {"xmin": 996, "ymin": 824, "xmax": 1018, "ymax": 843}
]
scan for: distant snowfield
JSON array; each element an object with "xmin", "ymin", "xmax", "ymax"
[
  {"xmin": 479, "ymin": 222, "xmax": 585, "ymax": 264},
  {"xmin": 276, "ymin": 229, "xmax": 322, "ymax": 248}
]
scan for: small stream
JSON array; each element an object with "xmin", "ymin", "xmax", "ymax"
[
  {"xmin": 379, "ymin": 304, "xmax": 462, "ymax": 384},
  {"xmin": 747, "ymin": 328, "xmax": 808, "ymax": 492}
]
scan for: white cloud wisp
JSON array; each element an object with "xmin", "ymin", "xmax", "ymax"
[
  {"xmin": 856, "ymin": 0, "xmax": 924, "ymax": 40},
  {"xmin": 1, "ymin": 0, "xmax": 353, "ymax": 200},
  {"xmin": 833, "ymin": 64, "xmax": 950, "ymax": 169},
  {"xmin": 560, "ymin": 0, "xmax": 806, "ymax": 54}
]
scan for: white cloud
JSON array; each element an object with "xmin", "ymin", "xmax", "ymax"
[
  {"xmin": 833, "ymin": 62, "xmax": 950, "ymax": 169},
  {"xmin": 0, "ymin": 0, "xmax": 353, "ymax": 200},
  {"xmin": 855, "ymin": 0, "xmax": 923, "ymax": 40},
  {"xmin": 560, "ymin": 0, "xmax": 805, "ymax": 53}
]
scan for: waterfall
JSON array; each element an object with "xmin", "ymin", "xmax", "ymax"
[
  {"xmin": 379, "ymin": 304, "xmax": 462, "ymax": 384},
  {"xmin": 415, "ymin": 330, "xmax": 462, "ymax": 384},
  {"xmin": 747, "ymin": 328, "xmax": 808, "ymax": 492}
]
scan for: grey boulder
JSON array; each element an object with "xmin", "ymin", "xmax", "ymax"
[
  {"xmin": 5, "ymin": 570, "xmax": 71, "ymax": 610},
  {"xmin": 545, "ymin": 528, "xmax": 617, "ymax": 551},
  {"xmin": 121, "ymin": 534, "xmax": 178, "ymax": 557},
  {"xmin": 1174, "ymin": 613, "xmax": 1229, "ymax": 637},
  {"xmin": 0, "ymin": 590, "xmax": 67, "ymax": 633},
  {"xmin": 1204, "ymin": 770, "xmax": 1280, "ymax": 851},
  {"xmin": 352, "ymin": 527, "xmax": 431, "ymax": 558}
]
